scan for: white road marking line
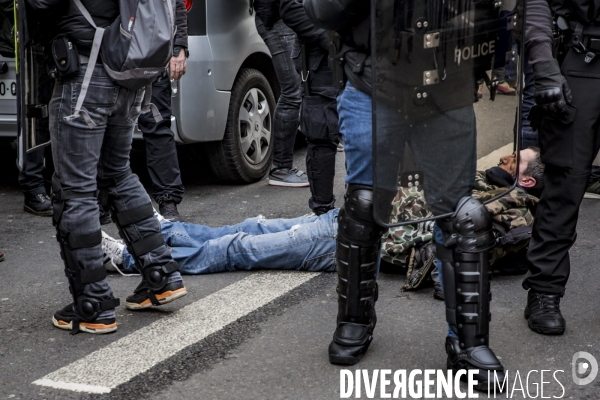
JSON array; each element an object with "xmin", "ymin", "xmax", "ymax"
[
  {"xmin": 33, "ymin": 271, "xmax": 319, "ymax": 393},
  {"xmin": 477, "ymin": 143, "xmax": 513, "ymax": 171},
  {"xmin": 31, "ymin": 380, "xmax": 111, "ymax": 394}
]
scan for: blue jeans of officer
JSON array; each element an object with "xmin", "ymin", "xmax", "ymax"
[
  {"xmin": 121, "ymin": 209, "xmax": 339, "ymax": 274},
  {"xmin": 50, "ymin": 64, "xmax": 178, "ymax": 319},
  {"xmin": 337, "ymin": 81, "xmax": 475, "ymax": 214},
  {"xmin": 255, "ymin": 16, "xmax": 302, "ymax": 169}
]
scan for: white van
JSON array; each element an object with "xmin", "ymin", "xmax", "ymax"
[{"xmin": 2, "ymin": 0, "xmax": 278, "ymax": 183}]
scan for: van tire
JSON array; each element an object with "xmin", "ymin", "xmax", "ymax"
[{"xmin": 207, "ymin": 68, "xmax": 276, "ymax": 183}]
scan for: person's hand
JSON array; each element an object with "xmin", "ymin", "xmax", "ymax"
[
  {"xmin": 532, "ymin": 59, "xmax": 573, "ymax": 119},
  {"xmin": 169, "ymin": 49, "xmax": 187, "ymax": 81}
]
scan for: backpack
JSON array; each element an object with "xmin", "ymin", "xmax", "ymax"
[{"xmin": 67, "ymin": 0, "xmax": 175, "ymax": 128}]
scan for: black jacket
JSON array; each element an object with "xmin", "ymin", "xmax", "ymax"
[
  {"xmin": 280, "ymin": 0, "xmax": 328, "ymax": 52},
  {"xmin": 254, "ymin": 0, "xmax": 280, "ymax": 30},
  {"xmin": 304, "ymin": 0, "xmax": 371, "ymax": 94},
  {"xmin": 26, "ymin": 0, "xmax": 187, "ymax": 55},
  {"xmin": 525, "ymin": 0, "xmax": 554, "ymax": 66},
  {"xmin": 26, "ymin": 0, "xmax": 119, "ymax": 55},
  {"xmin": 174, "ymin": 0, "xmax": 188, "ymax": 51}
]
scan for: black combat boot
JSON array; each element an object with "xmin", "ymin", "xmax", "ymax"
[
  {"xmin": 446, "ymin": 336, "xmax": 505, "ymax": 392},
  {"xmin": 156, "ymin": 194, "xmax": 182, "ymax": 222},
  {"xmin": 24, "ymin": 191, "xmax": 52, "ymax": 216},
  {"xmin": 524, "ymin": 290, "xmax": 566, "ymax": 335}
]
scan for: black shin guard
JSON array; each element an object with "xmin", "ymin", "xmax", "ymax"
[
  {"xmin": 99, "ymin": 173, "xmax": 180, "ymax": 305},
  {"xmin": 52, "ymin": 174, "xmax": 120, "ymax": 334},
  {"xmin": 437, "ymin": 197, "xmax": 504, "ymax": 390},
  {"xmin": 329, "ymin": 185, "xmax": 383, "ymax": 365}
]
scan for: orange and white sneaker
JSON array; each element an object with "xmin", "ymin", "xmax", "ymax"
[
  {"xmin": 52, "ymin": 304, "xmax": 117, "ymax": 334},
  {"xmin": 125, "ymin": 280, "xmax": 187, "ymax": 310}
]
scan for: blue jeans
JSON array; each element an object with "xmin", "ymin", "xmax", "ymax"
[
  {"xmin": 338, "ymin": 82, "xmax": 476, "ymax": 216},
  {"xmin": 122, "ymin": 209, "xmax": 339, "ymax": 274},
  {"xmin": 255, "ymin": 17, "xmax": 302, "ymax": 169},
  {"xmin": 51, "ymin": 65, "xmax": 178, "ymax": 319},
  {"xmin": 337, "ymin": 81, "xmax": 374, "ymax": 185}
]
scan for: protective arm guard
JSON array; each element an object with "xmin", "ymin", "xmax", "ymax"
[{"xmin": 436, "ymin": 197, "xmax": 496, "ymax": 350}]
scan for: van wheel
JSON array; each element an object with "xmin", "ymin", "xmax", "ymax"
[{"xmin": 207, "ymin": 68, "xmax": 275, "ymax": 183}]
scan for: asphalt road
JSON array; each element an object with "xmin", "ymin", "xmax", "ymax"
[{"xmin": 1, "ymin": 105, "xmax": 599, "ymax": 400}]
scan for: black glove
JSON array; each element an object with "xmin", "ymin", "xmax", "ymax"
[{"xmin": 532, "ymin": 59, "xmax": 573, "ymax": 118}]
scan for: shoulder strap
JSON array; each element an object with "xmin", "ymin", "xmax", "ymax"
[{"xmin": 63, "ymin": 0, "xmax": 105, "ymax": 128}]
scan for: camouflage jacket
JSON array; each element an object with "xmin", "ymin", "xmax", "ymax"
[{"xmin": 381, "ymin": 171, "xmax": 539, "ymax": 268}]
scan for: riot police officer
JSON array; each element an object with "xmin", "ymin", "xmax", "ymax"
[
  {"xmin": 305, "ymin": 0, "xmax": 513, "ymax": 390},
  {"xmin": 280, "ymin": 0, "xmax": 340, "ymax": 215},
  {"xmin": 523, "ymin": 0, "xmax": 600, "ymax": 335},
  {"xmin": 24, "ymin": 0, "xmax": 188, "ymax": 334}
]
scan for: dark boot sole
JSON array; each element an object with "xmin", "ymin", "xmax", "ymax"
[
  {"xmin": 524, "ymin": 308, "xmax": 565, "ymax": 335},
  {"xmin": 447, "ymin": 360, "xmax": 504, "ymax": 393},
  {"xmin": 23, "ymin": 205, "xmax": 52, "ymax": 216}
]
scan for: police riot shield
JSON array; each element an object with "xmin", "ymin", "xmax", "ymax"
[
  {"xmin": 15, "ymin": 0, "xmax": 50, "ymax": 171},
  {"xmin": 372, "ymin": 0, "xmax": 524, "ymax": 227}
]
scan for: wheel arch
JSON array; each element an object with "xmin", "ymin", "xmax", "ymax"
[{"xmin": 239, "ymin": 53, "xmax": 280, "ymax": 102}]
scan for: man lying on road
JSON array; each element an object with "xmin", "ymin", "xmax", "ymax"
[
  {"xmin": 102, "ymin": 149, "xmax": 543, "ymax": 278},
  {"xmin": 102, "ymin": 209, "xmax": 338, "ymax": 275},
  {"xmin": 381, "ymin": 147, "xmax": 544, "ymax": 298}
]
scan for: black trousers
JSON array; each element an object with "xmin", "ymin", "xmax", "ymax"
[
  {"xmin": 138, "ymin": 71, "xmax": 184, "ymax": 204},
  {"xmin": 525, "ymin": 48, "xmax": 600, "ymax": 295},
  {"xmin": 302, "ymin": 79, "xmax": 339, "ymax": 213},
  {"xmin": 14, "ymin": 141, "xmax": 52, "ymax": 195}
]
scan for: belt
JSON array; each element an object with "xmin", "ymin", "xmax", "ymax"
[
  {"xmin": 78, "ymin": 54, "xmax": 102, "ymax": 65},
  {"xmin": 558, "ymin": 17, "xmax": 600, "ymax": 36}
]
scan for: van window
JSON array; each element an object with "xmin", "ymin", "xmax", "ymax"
[{"xmin": 187, "ymin": 0, "xmax": 207, "ymax": 36}]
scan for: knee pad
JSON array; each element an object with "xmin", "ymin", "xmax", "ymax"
[
  {"xmin": 52, "ymin": 173, "xmax": 98, "ymax": 227},
  {"xmin": 437, "ymin": 197, "xmax": 495, "ymax": 252},
  {"xmin": 338, "ymin": 185, "xmax": 383, "ymax": 247}
]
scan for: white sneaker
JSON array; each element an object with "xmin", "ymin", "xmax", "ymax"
[
  {"xmin": 153, "ymin": 207, "xmax": 166, "ymax": 223},
  {"xmin": 584, "ymin": 192, "xmax": 600, "ymax": 199},
  {"xmin": 101, "ymin": 231, "xmax": 125, "ymax": 267}
]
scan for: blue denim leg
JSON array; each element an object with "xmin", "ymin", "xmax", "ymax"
[
  {"xmin": 123, "ymin": 209, "xmax": 339, "ymax": 274},
  {"xmin": 337, "ymin": 81, "xmax": 373, "ymax": 185},
  {"xmin": 434, "ymin": 224, "xmax": 458, "ymax": 338}
]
